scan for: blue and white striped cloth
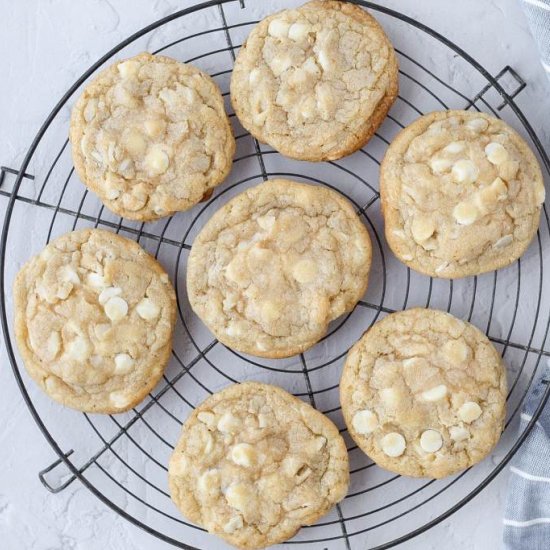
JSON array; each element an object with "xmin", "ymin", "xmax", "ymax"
[
  {"xmin": 519, "ymin": 0, "xmax": 550, "ymax": 79},
  {"xmin": 503, "ymin": 361, "xmax": 550, "ymax": 549}
]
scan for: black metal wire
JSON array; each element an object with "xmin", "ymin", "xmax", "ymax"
[{"xmin": 1, "ymin": 1, "xmax": 550, "ymax": 549}]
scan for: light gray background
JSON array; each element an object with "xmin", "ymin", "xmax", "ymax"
[{"xmin": 1, "ymin": 1, "xmax": 549, "ymax": 549}]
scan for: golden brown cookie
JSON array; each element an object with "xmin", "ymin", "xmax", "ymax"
[
  {"xmin": 186, "ymin": 179, "xmax": 372, "ymax": 358},
  {"xmin": 230, "ymin": 0, "xmax": 398, "ymax": 161},
  {"xmin": 70, "ymin": 52, "xmax": 235, "ymax": 221},
  {"xmin": 169, "ymin": 382, "xmax": 349, "ymax": 549},
  {"xmin": 13, "ymin": 228, "xmax": 176, "ymax": 413},
  {"xmin": 340, "ymin": 308, "xmax": 507, "ymax": 478},
  {"xmin": 381, "ymin": 110, "xmax": 545, "ymax": 278}
]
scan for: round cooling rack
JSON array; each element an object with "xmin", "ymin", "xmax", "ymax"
[{"xmin": 2, "ymin": 1, "xmax": 550, "ymax": 548}]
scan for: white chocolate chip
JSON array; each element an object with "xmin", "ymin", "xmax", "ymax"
[
  {"xmin": 90, "ymin": 150, "xmax": 104, "ymax": 164},
  {"xmin": 466, "ymin": 118, "xmax": 489, "ymax": 132},
  {"xmin": 248, "ymin": 68, "xmax": 261, "ymax": 86},
  {"xmin": 217, "ymin": 412, "xmax": 241, "ymax": 433},
  {"xmin": 430, "ymin": 157, "xmax": 453, "ymax": 173},
  {"xmin": 99, "ymin": 286, "xmax": 122, "ymax": 305},
  {"xmin": 288, "ymin": 22, "xmax": 310, "ymax": 41},
  {"xmin": 223, "ymin": 515, "xmax": 243, "ymax": 534},
  {"xmin": 256, "ymin": 214, "xmax": 276, "ymax": 232},
  {"xmin": 47, "ymin": 332, "xmax": 61, "ymax": 356},
  {"xmin": 83, "ymin": 98, "xmax": 98, "ymax": 122},
  {"xmin": 316, "ymin": 83, "xmax": 335, "ymax": 117},
  {"xmin": 535, "ymin": 181, "xmax": 546, "ymax": 205},
  {"xmin": 380, "ymin": 387, "xmax": 401, "ymax": 409},
  {"xmin": 302, "ymin": 56, "xmax": 320, "ymax": 76},
  {"xmin": 352, "ymin": 410, "xmax": 379, "ymax": 435},
  {"xmin": 144, "ymin": 118, "xmax": 166, "ymax": 138},
  {"xmin": 435, "ymin": 261, "xmax": 449, "ymax": 274},
  {"xmin": 257, "ymin": 413, "xmax": 269, "ymax": 428},
  {"xmin": 104, "ymin": 296, "xmax": 128, "ymax": 322},
  {"xmin": 268, "ymin": 19, "xmax": 289, "ymax": 38},
  {"xmin": 113, "ymin": 85, "xmax": 136, "ymax": 108},
  {"xmin": 475, "ymin": 177, "xmax": 508, "ymax": 213},
  {"xmin": 381, "ymin": 432, "xmax": 406, "ymax": 457},
  {"xmin": 230, "ymin": 443, "xmax": 257, "ymax": 468},
  {"xmin": 453, "ymin": 201, "xmax": 479, "ymax": 225},
  {"xmin": 444, "ymin": 141, "xmax": 465, "ymax": 154},
  {"xmin": 145, "ymin": 146, "xmax": 170, "ymax": 175},
  {"xmin": 317, "ymin": 49, "xmax": 331, "ymax": 72},
  {"xmin": 308, "ymin": 436, "xmax": 326, "ymax": 453},
  {"xmin": 66, "ymin": 336, "xmax": 91, "ymax": 362},
  {"xmin": 421, "ymin": 384, "xmax": 448, "ymax": 402},
  {"xmin": 117, "ymin": 59, "xmax": 140, "ymax": 78},
  {"xmin": 114, "ymin": 353, "xmax": 134, "ymax": 374},
  {"xmin": 485, "ymin": 142, "xmax": 508, "ymax": 165},
  {"xmin": 86, "ymin": 272, "xmax": 106, "ymax": 289},
  {"xmin": 442, "ymin": 339, "xmax": 469, "ymax": 365},
  {"xmin": 458, "ymin": 401, "xmax": 482, "ymax": 423},
  {"xmin": 411, "ymin": 216, "xmax": 436, "ymax": 243},
  {"xmin": 136, "ymin": 298, "xmax": 160, "ymax": 321},
  {"xmin": 202, "ymin": 432, "xmax": 214, "ymax": 455},
  {"xmin": 105, "ymin": 188, "xmax": 121, "ymax": 200},
  {"xmin": 493, "ymin": 234, "xmax": 513, "ymax": 249},
  {"xmin": 226, "ymin": 323, "xmax": 243, "ymax": 338},
  {"xmin": 420, "ymin": 429, "xmax": 443, "ymax": 453},
  {"xmin": 123, "ymin": 130, "xmax": 147, "ymax": 156},
  {"xmin": 118, "ymin": 158, "xmax": 133, "ymax": 174},
  {"xmin": 225, "ymin": 483, "xmax": 253, "ymax": 512},
  {"xmin": 198, "ymin": 469, "xmax": 220, "ymax": 495},
  {"xmin": 60, "ymin": 265, "xmax": 80, "ymax": 285},
  {"xmin": 452, "ymin": 159, "xmax": 479, "ymax": 184},
  {"xmin": 269, "ymin": 55, "xmax": 292, "ymax": 77},
  {"xmin": 449, "ymin": 426, "xmax": 470, "ymax": 442},
  {"xmin": 110, "ymin": 390, "xmax": 132, "ymax": 409},
  {"xmin": 292, "ymin": 259, "xmax": 317, "ymax": 284},
  {"xmin": 260, "ymin": 300, "xmax": 281, "ymax": 323}
]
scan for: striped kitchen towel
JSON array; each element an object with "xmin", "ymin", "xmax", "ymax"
[
  {"xmin": 519, "ymin": 0, "xmax": 550, "ymax": 79},
  {"xmin": 503, "ymin": 361, "xmax": 550, "ymax": 549}
]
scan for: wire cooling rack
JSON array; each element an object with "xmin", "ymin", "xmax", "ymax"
[{"xmin": 2, "ymin": 1, "xmax": 550, "ymax": 548}]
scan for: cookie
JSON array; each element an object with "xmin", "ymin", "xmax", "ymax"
[
  {"xmin": 186, "ymin": 179, "xmax": 372, "ymax": 358},
  {"xmin": 70, "ymin": 52, "xmax": 235, "ymax": 221},
  {"xmin": 340, "ymin": 308, "xmax": 507, "ymax": 478},
  {"xmin": 230, "ymin": 0, "xmax": 398, "ymax": 161},
  {"xmin": 169, "ymin": 381, "xmax": 349, "ymax": 549},
  {"xmin": 380, "ymin": 110, "xmax": 545, "ymax": 278},
  {"xmin": 13, "ymin": 228, "xmax": 176, "ymax": 413}
]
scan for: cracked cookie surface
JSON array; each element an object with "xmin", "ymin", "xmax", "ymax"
[
  {"xmin": 381, "ymin": 110, "xmax": 545, "ymax": 278},
  {"xmin": 70, "ymin": 52, "xmax": 235, "ymax": 221},
  {"xmin": 230, "ymin": 0, "xmax": 398, "ymax": 161},
  {"xmin": 186, "ymin": 179, "xmax": 372, "ymax": 358},
  {"xmin": 13, "ymin": 229, "xmax": 176, "ymax": 413},
  {"xmin": 340, "ymin": 308, "xmax": 506, "ymax": 478},
  {"xmin": 169, "ymin": 382, "xmax": 349, "ymax": 549}
]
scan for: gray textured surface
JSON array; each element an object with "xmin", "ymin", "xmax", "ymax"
[{"xmin": 1, "ymin": 1, "xmax": 549, "ymax": 549}]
